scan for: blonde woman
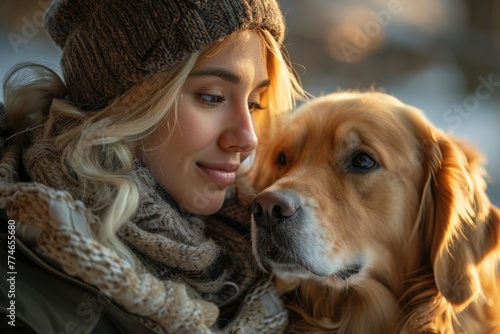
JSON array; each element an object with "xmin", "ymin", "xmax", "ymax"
[{"xmin": 0, "ymin": 0, "xmax": 304, "ymax": 333}]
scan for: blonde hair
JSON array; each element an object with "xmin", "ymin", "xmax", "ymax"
[{"xmin": 2, "ymin": 29, "xmax": 305, "ymax": 267}]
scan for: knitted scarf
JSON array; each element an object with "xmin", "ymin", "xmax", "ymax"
[{"xmin": 0, "ymin": 107, "xmax": 287, "ymax": 333}]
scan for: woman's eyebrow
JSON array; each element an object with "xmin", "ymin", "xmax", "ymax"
[{"xmin": 190, "ymin": 68, "xmax": 270, "ymax": 89}]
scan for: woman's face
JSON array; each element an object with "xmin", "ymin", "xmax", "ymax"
[{"xmin": 143, "ymin": 31, "xmax": 268, "ymax": 214}]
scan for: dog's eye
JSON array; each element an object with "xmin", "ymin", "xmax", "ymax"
[
  {"xmin": 348, "ymin": 152, "xmax": 378, "ymax": 173},
  {"xmin": 276, "ymin": 151, "xmax": 287, "ymax": 166}
]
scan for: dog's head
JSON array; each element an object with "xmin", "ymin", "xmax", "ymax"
[{"xmin": 249, "ymin": 91, "xmax": 500, "ymax": 308}]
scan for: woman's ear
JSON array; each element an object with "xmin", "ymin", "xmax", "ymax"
[{"xmin": 427, "ymin": 134, "xmax": 500, "ymax": 308}]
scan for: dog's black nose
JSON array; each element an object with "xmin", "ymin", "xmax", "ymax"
[{"xmin": 251, "ymin": 190, "xmax": 300, "ymax": 227}]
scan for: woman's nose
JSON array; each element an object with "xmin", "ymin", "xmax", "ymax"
[{"xmin": 219, "ymin": 105, "xmax": 258, "ymax": 153}]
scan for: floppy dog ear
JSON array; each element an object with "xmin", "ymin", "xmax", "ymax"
[{"xmin": 424, "ymin": 134, "xmax": 500, "ymax": 308}]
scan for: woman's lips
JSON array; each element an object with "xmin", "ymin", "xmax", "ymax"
[{"xmin": 197, "ymin": 163, "xmax": 239, "ymax": 187}]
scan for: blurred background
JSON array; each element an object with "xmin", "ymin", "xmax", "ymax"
[{"xmin": 1, "ymin": 0, "xmax": 499, "ymax": 205}]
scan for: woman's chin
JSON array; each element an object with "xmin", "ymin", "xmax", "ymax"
[{"xmin": 180, "ymin": 195, "xmax": 226, "ymax": 215}]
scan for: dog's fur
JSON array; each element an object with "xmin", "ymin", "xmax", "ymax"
[{"xmin": 247, "ymin": 91, "xmax": 500, "ymax": 333}]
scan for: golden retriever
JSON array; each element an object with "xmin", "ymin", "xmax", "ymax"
[{"xmin": 247, "ymin": 91, "xmax": 500, "ymax": 333}]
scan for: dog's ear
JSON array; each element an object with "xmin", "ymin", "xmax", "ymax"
[{"xmin": 423, "ymin": 134, "xmax": 500, "ymax": 308}]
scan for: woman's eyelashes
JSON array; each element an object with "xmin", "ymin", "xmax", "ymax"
[
  {"xmin": 196, "ymin": 93, "xmax": 264, "ymax": 113},
  {"xmin": 197, "ymin": 93, "xmax": 225, "ymax": 108},
  {"xmin": 248, "ymin": 102, "xmax": 265, "ymax": 113}
]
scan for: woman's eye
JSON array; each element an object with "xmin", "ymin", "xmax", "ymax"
[
  {"xmin": 248, "ymin": 102, "xmax": 265, "ymax": 113},
  {"xmin": 348, "ymin": 152, "xmax": 378, "ymax": 173},
  {"xmin": 198, "ymin": 94, "xmax": 225, "ymax": 107}
]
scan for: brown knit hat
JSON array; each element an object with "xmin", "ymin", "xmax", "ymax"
[{"xmin": 44, "ymin": 0, "xmax": 285, "ymax": 110}]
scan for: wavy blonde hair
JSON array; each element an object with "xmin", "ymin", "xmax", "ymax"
[{"xmin": 3, "ymin": 29, "xmax": 305, "ymax": 267}]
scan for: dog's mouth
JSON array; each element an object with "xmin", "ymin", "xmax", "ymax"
[
  {"xmin": 334, "ymin": 263, "xmax": 362, "ymax": 280},
  {"xmin": 269, "ymin": 260, "xmax": 363, "ymax": 281},
  {"xmin": 253, "ymin": 215, "xmax": 365, "ymax": 282},
  {"xmin": 258, "ymin": 244, "xmax": 363, "ymax": 281}
]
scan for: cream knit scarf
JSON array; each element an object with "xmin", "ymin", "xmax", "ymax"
[{"xmin": 0, "ymin": 107, "xmax": 287, "ymax": 333}]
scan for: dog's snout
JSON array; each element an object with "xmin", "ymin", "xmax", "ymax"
[{"xmin": 251, "ymin": 190, "xmax": 300, "ymax": 226}]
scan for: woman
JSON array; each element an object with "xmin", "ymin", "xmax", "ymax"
[{"xmin": 0, "ymin": 0, "xmax": 304, "ymax": 333}]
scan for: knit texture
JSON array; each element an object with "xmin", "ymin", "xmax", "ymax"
[
  {"xmin": 43, "ymin": 0, "xmax": 285, "ymax": 109},
  {"xmin": 0, "ymin": 107, "xmax": 288, "ymax": 332}
]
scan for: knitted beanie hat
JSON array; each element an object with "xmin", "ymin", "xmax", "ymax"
[{"xmin": 44, "ymin": 0, "xmax": 285, "ymax": 110}]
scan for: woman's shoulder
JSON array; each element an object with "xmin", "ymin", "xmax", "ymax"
[{"xmin": 0, "ymin": 216, "xmax": 161, "ymax": 334}]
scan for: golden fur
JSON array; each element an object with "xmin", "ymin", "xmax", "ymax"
[{"xmin": 247, "ymin": 91, "xmax": 500, "ymax": 333}]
